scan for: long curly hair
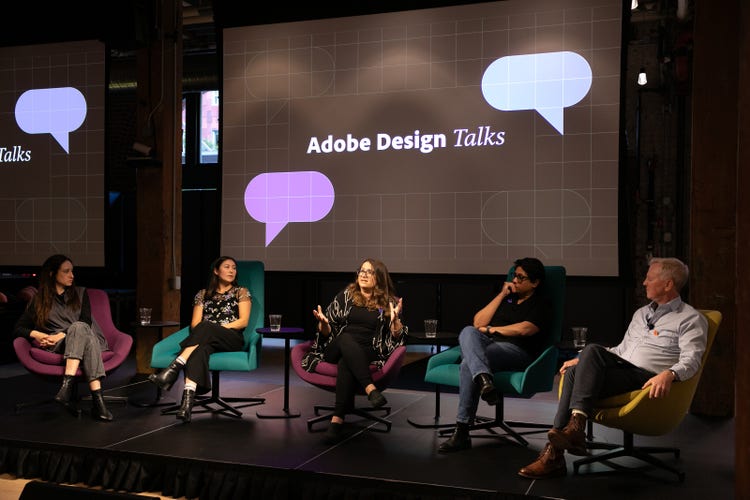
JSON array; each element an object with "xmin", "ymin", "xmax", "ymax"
[
  {"xmin": 32, "ymin": 254, "xmax": 80, "ymax": 327},
  {"xmin": 347, "ymin": 258, "xmax": 398, "ymax": 315}
]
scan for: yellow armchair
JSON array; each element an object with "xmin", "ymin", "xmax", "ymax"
[{"xmin": 569, "ymin": 309, "xmax": 722, "ymax": 481}]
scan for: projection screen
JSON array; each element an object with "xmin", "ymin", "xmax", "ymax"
[
  {"xmin": 0, "ymin": 40, "xmax": 105, "ymax": 267},
  {"xmin": 221, "ymin": 0, "xmax": 622, "ymax": 276}
]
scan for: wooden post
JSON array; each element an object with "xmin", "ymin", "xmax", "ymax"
[{"xmin": 134, "ymin": 0, "xmax": 183, "ymax": 374}]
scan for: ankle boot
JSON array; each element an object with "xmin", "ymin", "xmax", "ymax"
[
  {"xmin": 517, "ymin": 442, "xmax": 567, "ymax": 479},
  {"xmin": 55, "ymin": 375, "xmax": 75, "ymax": 405},
  {"xmin": 148, "ymin": 359, "xmax": 183, "ymax": 391},
  {"xmin": 438, "ymin": 422, "xmax": 472, "ymax": 453},
  {"xmin": 475, "ymin": 373, "xmax": 498, "ymax": 406},
  {"xmin": 548, "ymin": 412, "xmax": 588, "ymax": 456},
  {"xmin": 176, "ymin": 389, "xmax": 195, "ymax": 423},
  {"xmin": 90, "ymin": 389, "xmax": 113, "ymax": 422}
]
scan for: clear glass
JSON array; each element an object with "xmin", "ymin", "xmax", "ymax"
[
  {"xmin": 139, "ymin": 307, "xmax": 152, "ymax": 326},
  {"xmin": 572, "ymin": 327, "xmax": 588, "ymax": 351},
  {"xmin": 269, "ymin": 314, "xmax": 282, "ymax": 332},
  {"xmin": 424, "ymin": 319, "xmax": 438, "ymax": 338}
]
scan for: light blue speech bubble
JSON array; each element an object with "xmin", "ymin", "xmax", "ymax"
[
  {"xmin": 244, "ymin": 171, "xmax": 335, "ymax": 246},
  {"xmin": 15, "ymin": 87, "xmax": 87, "ymax": 153},
  {"xmin": 481, "ymin": 51, "xmax": 592, "ymax": 135}
]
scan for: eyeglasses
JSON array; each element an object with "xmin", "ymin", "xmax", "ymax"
[
  {"xmin": 513, "ymin": 273, "xmax": 530, "ymax": 282},
  {"xmin": 357, "ymin": 269, "xmax": 376, "ymax": 277}
]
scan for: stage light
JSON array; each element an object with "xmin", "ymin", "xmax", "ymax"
[{"xmin": 637, "ymin": 68, "xmax": 647, "ymax": 86}]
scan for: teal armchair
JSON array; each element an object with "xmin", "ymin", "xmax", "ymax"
[
  {"xmin": 150, "ymin": 260, "xmax": 266, "ymax": 418},
  {"xmin": 424, "ymin": 265, "xmax": 566, "ymax": 446}
]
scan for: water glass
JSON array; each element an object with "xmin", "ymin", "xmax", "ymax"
[
  {"xmin": 572, "ymin": 326, "xmax": 588, "ymax": 351},
  {"xmin": 269, "ymin": 314, "xmax": 282, "ymax": 332},
  {"xmin": 139, "ymin": 307, "xmax": 152, "ymax": 326},
  {"xmin": 424, "ymin": 319, "xmax": 438, "ymax": 338}
]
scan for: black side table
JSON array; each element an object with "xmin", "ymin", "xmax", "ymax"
[
  {"xmin": 406, "ymin": 331, "xmax": 459, "ymax": 429},
  {"xmin": 255, "ymin": 327, "xmax": 313, "ymax": 418}
]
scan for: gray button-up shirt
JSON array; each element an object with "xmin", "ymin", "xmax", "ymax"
[{"xmin": 608, "ymin": 297, "xmax": 708, "ymax": 381}]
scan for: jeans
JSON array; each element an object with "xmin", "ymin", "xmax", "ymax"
[{"xmin": 456, "ymin": 325, "xmax": 531, "ymax": 424}]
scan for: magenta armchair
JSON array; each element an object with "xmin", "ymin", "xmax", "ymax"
[
  {"xmin": 13, "ymin": 288, "xmax": 133, "ymax": 413},
  {"xmin": 291, "ymin": 339, "xmax": 406, "ymax": 432}
]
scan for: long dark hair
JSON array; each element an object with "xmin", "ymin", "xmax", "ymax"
[
  {"xmin": 204, "ymin": 256, "xmax": 239, "ymax": 300},
  {"xmin": 347, "ymin": 258, "xmax": 398, "ymax": 314},
  {"xmin": 33, "ymin": 254, "xmax": 80, "ymax": 327}
]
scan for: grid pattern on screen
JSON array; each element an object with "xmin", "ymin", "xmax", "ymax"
[
  {"xmin": 0, "ymin": 40, "xmax": 106, "ymax": 267},
  {"xmin": 222, "ymin": 0, "xmax": 621, "ymax": 276}
]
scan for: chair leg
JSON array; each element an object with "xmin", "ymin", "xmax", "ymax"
[
  {"xmin": 437, "ymin": 398, "xmax": 533, "ymax": 446},
  {"xmin": 307, "ymin": 401, "xmax": 393, "ymax": 432},
  {"xmin": 573, "ymin": 430, "xmax": 686, "ymax": 482},
  {"xmin": 160, "ymin": 371, "xmax": 265, "ymax": 418}
]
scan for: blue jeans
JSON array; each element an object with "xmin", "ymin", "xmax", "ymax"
[{"xmin": 456, "ymin": 326, "xmax": 531, "ymax": 424}]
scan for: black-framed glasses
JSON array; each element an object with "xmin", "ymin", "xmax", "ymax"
[
  {"xmin": 357, "ymin": 268, "xmax": 376, "ymax": 277},
  {"xmin": 513, "ymin": 273, "xmax": 529, "ymax": 282}
]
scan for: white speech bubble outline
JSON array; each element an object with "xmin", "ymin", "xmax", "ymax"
[
  {"xmin": 481, "ymin": 51, "xmax": 592, "ymax": 134},
  {"xmin": 15, "ymin": 87, "xmax": 87, "ymax": 153}
]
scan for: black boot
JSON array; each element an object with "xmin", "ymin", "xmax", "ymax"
[
  {"xmin": 90, "ymin": 389, "xmax": 113, "ymax": 422},
  {"xmin": 438, "ymin": 422, "xmax": 472, "ymax": 453},
  {"xmin": 55, "ymin": 375, "xmax": 75, "ymax": 405},
  {"xmin": 148, "ymin": 359, "xmax": 183, "ymax": 391},
  {"xmin": 176, "ymin": 389, "xmax": 195, "ymax": 423},
  {"xmin": 476, "ymin": 373, "xmax": 498, "ymax": 406}
]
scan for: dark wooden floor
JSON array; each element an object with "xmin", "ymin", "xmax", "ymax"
[{"xmin": 0, "ymin": 344, "xmax": 735, "ymax": 500}]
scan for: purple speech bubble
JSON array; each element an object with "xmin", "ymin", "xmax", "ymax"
[
  {"xmin": 244, "ymin": 171, "xmax": 335, "ymax": 246},
  {"xmin": 15, "ymin": 87, "xmax": 87, "ymax": 153}
]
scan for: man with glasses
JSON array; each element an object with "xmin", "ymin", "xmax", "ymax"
[
  {"xmin": 518, "ymin": 257, "xmax": 707, "ymax": 478},
  {"xmin": 439, "ymin": 257, "xmax": 550, "ymax": 453}
]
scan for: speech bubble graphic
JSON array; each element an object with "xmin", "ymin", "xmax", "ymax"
[
  {"xmin": 15, "ymin": 87, "xmax": 87, "ymax": 153},
  {"xmin": 244, "ymin": 171, "xmax": 335, "ymax": 246},
  {"xmin": 481, "ymin": 51, "xmax": 592, "ymax": 135}
]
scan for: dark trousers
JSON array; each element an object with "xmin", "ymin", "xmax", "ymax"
[
  {"xmin": 179, "ymin": 321, "xmax": 243, "ymax": 394},
  {"xmin": 555, "ymin": 344, "xmax": 655, "ymax": 428},
  {"xmin": 323, "ymin": 332, "xmax": 378, "ymax": 417}
]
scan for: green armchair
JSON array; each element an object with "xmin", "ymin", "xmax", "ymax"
[
  {"xmin": 424, "ymin": 265, "xmax": 566, "ymax": 446},
  {"xmin": 149, "ymin": 260, "xmax": 266, "ymax": 418}
]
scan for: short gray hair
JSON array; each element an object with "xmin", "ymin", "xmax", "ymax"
[{"xmin": 649, "ymin": 257, "xmax": 689, "ymax": 291}]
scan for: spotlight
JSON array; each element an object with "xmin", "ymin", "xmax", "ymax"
[
  {"xmin": 631, "ymin": 0, "xmax": 638, "ymax": 9},
  {"xmin": 637, "ymin": 68, "xmax": 647, "ymax": 86}
]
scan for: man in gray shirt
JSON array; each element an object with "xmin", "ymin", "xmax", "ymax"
[{"xmin": 518, "ymin": 257, "xmax": 708, "ymax": 479}]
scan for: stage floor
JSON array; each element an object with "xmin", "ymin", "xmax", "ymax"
[{"xmin": 0, "ymin": 345, "xmax": 735, "ymax": 500}]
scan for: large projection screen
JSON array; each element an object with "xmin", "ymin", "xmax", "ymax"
[
  {"xmin": 222, "ymin": 0, "xmax": 622, "ymax": 276},
  {"xmin": 0, "ymin": 40, "xmax": 105, "ymax": 267}
]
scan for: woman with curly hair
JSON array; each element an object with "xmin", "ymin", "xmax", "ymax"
[{"xmin": 303, "ymin": 258, "xmax": 407, "ymax": 443}]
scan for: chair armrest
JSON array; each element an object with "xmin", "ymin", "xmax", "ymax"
[{"xmin": 151, "ymin": 326, "xmax": 189, "ymax": 363}]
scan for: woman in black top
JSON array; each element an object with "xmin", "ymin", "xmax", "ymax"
[
  {"xmin": 14, "ymin": 254, "xmax": 113, "ymax": 421},
  {"xmin": 149, "ymin": 256, "xmax": 250, "ymax": 423}
]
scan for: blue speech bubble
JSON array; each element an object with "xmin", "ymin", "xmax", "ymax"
[
  {"xmin": 15, "ymin": 87, "xmax": 87, "ymax": 153},
  {"xmin": 481, "ymin": 51, "xmax": 592, "ymax": 134},
  {"xmin": 244, "ymin": 171, "xmax": 335, "ymax": 246}
]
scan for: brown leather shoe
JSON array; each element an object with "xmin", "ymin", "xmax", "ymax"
[
  {"xmin": 518, "ymin": 443, "xmax": 567, "ymax": 479},
  {"xmin": 548, "ymin": 412, "xmax": 588, "ymax": 456}
]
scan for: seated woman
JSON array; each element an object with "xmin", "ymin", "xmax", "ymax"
[
  {"xmin": 14, "ymin": 254, "xmax": 113, "ymax": 421},
  {"xmin": 148, "ymin": 256, "xmax": 250, "ymax": 423},
  {"xmin": 303, "ymin": 257, "xmax": 407, "ymax": 443}
]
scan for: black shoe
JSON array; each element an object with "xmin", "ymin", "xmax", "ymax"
[
  {"xmin": 55, "ymin": 375, "xmax": 75, "ymax": 405},
  {"xmin": 323, "ymin": 422, "xmax": 344, "ymax": 444},
  {"xmin": 367, "ymin": 389, "xmax": 387, "ymax": 408},
  {"xmin": 176, "ymin": 389, "xmax": 195, "ymax": 423},
  {"xmin": 148, "ymin": 359, "xmax": 183, "ymax": 391},
  {"xmin": 476, "ymin": 373, "xmax": 498, "ymax": 406},
  {"xmin": 90, "ymin": 389, "xmax": 113, "ymax": 422},
  {"xmin": 438, "ymin": 424, "xmax": 472, "ymax": 453}
]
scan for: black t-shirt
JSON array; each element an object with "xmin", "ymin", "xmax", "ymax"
[{"xmin": 490, "ymin": 292, "xmax": 551, "ymax": 358}]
